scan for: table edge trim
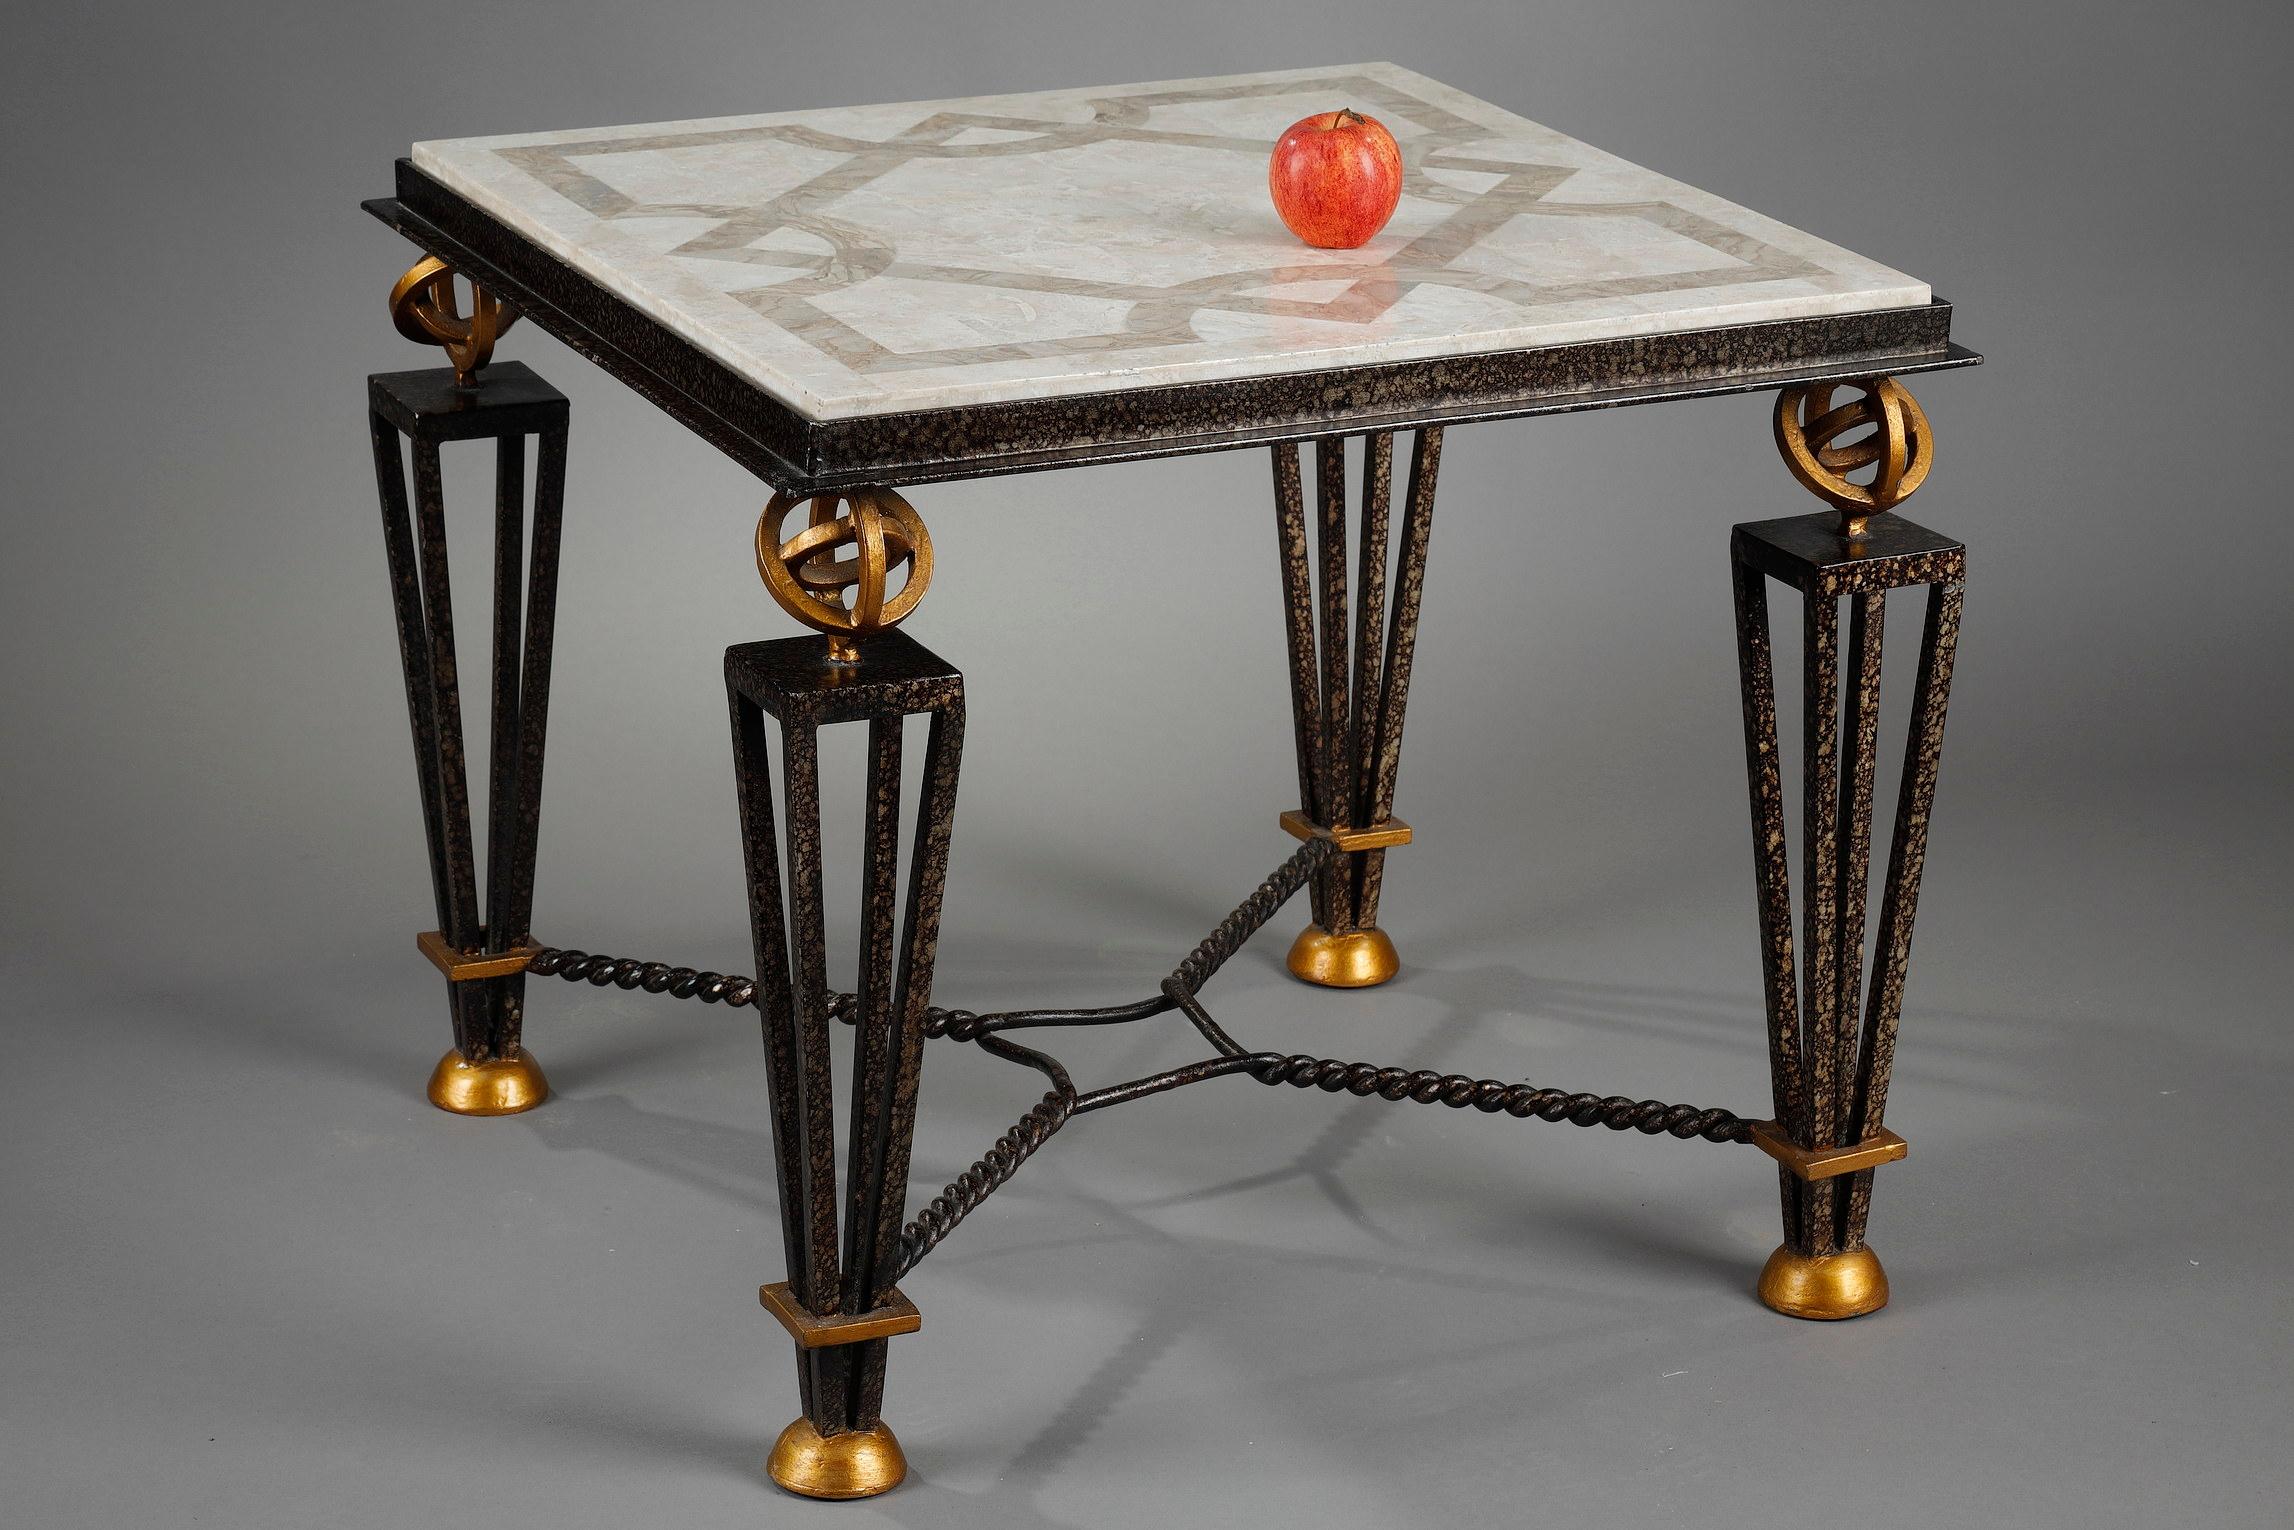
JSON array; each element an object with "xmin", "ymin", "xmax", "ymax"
[{"xmin": 369, "ymin": 165, "xmax": 1979, "ymax": 492}]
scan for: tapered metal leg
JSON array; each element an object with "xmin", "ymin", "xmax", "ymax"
[
  {"xmin": 1269, "ymin": 429, "xmax": 1440, "ymax": 988},
  {"xmin": 368, "ymin": 364, "xmax": 568, "ymax": 1112},
  {"xmin": 727, "ymin": 631, "xmax": 963, "ymax": 1499},
  {"xmin": 1731, "ymin": 509, "xmax": 1964, "ymax": 1317}
]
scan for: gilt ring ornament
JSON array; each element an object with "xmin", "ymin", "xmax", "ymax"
[
  {"xmin": 1773, "ymin": 376, "xmax": 1933, "ymax": 534},
  {"xmin": 389, "ymin": 256, "xmax": 520, "ymax": 387},
  {"xmin": 755, "ymin": 487, "xmax": 934, "ymax": 660}
]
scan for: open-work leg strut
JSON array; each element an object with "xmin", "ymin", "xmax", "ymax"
[
  {"xmin": 369, "ymin": 361, "xmax": 568, "ymax": 1113},
  {"xmin": 1734, "ymin": 378, "xmax": 1964, "ymax": 1317},
  {"xmin": 728, "ymin": 630, "xmax": 963, "ymax": 1499},
  {"xmin": 1269, "ymin": 429, "xmax": 1441, "ymax": 988}
]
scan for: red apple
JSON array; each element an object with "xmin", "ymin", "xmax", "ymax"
[{"xmin": 1268, "ymin": 109, "xmax": 1404, "ymax": 249}]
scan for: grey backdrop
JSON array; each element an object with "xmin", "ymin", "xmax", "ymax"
[{"xmin": 4, "ymin": 3, "xmax": 2288, "ymax": 1526}]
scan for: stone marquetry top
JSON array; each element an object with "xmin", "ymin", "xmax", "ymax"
[{"xmin": 413, "ymin": 63, "xmax": 1928, "ymax": 423}]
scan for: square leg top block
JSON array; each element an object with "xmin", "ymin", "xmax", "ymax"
[
  {"xmin": 369, "ymin": 359, "xmax": 569, "ymax": 442},
  {"xmin": 727, "ymin": 629, "xmax": 962, "ymax": 726},
  {"xmin": 1734, "ymin": 511, "xmax": 1966, "ymax": 597}
]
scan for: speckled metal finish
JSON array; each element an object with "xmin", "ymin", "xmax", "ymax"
[
  {"xmin": 726, "ymin": 629, "xmax": 963, "ymax": 1445},
  {"xmin": 367, "ymin": 164, "xmax": 1976, "ymax": 493},
  {"xmin": 1733, "ymin": 511, "xmax": 1967, "ymax": 597},
  {"xmin": 1269, "ymin": 428, "xmax": 1439, "ymax": 954},
  {"xmin": 1730, "ymin": 509, "xmax": 1964, "ymax": 1259},
  {"xmin": 368, "ymin": 362, "xmax": 567, "ymax": 1070}
]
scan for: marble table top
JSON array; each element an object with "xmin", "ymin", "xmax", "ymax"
[{"xmin": 411, "ymin": 63, "xmax": 1929, "ymax": 425}]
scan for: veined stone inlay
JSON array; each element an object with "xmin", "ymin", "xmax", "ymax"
[{"xmin": 413, "ymin": 63, "xmax": 1929, "ymax": 420}]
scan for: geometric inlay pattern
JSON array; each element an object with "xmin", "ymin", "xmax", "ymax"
[{"xmin": 413, "ymin": 63, "xmax": 1929, "ymax": 420}]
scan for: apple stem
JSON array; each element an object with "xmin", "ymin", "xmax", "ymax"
[{"xmin": 1334, "ymin": 108, "xmax": 1365, "ymax": 127}]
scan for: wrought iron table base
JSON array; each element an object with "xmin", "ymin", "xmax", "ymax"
[{"xmin": 367, "ymin": 354, "xmax": 1964, "ymax": 1500}]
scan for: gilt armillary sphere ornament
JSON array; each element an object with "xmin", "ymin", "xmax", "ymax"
[
  {"xmin": 755, "ymin": 487, "xmax": 935, "ymax": 661},
  {"xmin": 389, "ymin": 256, "xmax": 520, "ymax": 386},
  {"xmin": 1773, "ymin": 376, "xmax": 1933, "ymax": 536}
]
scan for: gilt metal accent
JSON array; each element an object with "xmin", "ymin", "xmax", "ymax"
[
  {"xmin": 1773, "ymin": 376, "xmax": 1933, "ymax": 536},
  {"xmin": 389, "ymin": 255, "xmax": 519, "ymax": 386},
  {"xmin": 755, "ymin": 487, "xmax": 933, "ymax": 661}
]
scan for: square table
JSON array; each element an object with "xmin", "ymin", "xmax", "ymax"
[{"xmin": 364, "ymin": 62, "xmax": 1978, "ymax": 1499}]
